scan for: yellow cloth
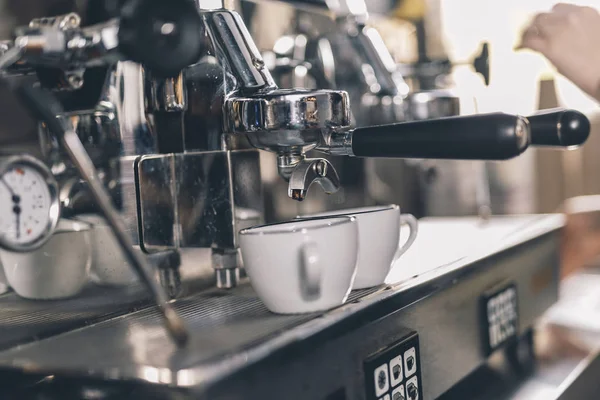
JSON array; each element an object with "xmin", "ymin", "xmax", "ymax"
[{"xmin": 393, "ymin": 0, "xmax": 428, "ymax": 21}]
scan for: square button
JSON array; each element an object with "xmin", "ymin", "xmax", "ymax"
[
  {"xmin": 403, "ymin": 347, "xmax": 417, "ymax": 378},
  {"xmin": 405, "ymin": 376, "xmax": 419, "ymax": 400},
  {"xmin": 379, "ymin": 395, "xmax": 391, "ymax": 400},
  {"xmin": 389, "ymin": 355, "xmax": 403, "ymax": 387},
  {"xmin": 392, "ymin": 385, "xmax": 405, "ymax": 400},
  {"xmin": 374, "ymin": 363, "xmax": 389, "ymax": 397}
]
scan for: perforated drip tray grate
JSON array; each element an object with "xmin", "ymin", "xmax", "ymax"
[
  {"xmin": 0, "ymin": 284, "xmax": 382, "ymax": 374},
  {"xmin": 0, "ymin": 284, "xmax": 151, "ymax": 352}
]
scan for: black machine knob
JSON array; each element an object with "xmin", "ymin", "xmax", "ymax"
[
  {"xmin": 405, "ymin": 41, "xmax": 491, "ymax": 87},
  {"xmin": 526, "ymin": 108, "xmax": 590, "ymax": 147},
  {"xmin": 118, "ymin": 0, "xmax": 204, "ymax": 77},
  {"xmin": 472, "ymin": 42, "xmax": 490, "ymax": 86},
  {"xmin": 351, "ymin": 112, "xmax": 530, "ymax": 160}
]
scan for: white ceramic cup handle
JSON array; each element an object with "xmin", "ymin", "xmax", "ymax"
[
  {"xmin": 392, "ymin": 213, "xmax": 419, "ymax": 264},
  {"xmin": 299, "ymin": 241, "xmax": 322, "ymax": 301}
]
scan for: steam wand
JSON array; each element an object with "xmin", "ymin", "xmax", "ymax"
[{"xmin": 13, "ymin": 82, "xmax": 189, "ymax": 347}]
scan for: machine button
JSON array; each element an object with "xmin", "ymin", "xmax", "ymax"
[
  {"xmin": 379, "ymin": 395, "xmax": 391, "ymax": 400},
  {"xmin": 389, "ymin": 355, "xmax": 403, "ymax": 387},
  {"xmin": 406, "ymin": 376, "xmax": 419, "ymax": 400},
  {"xmin": 363, "ymin": 332, "xmax": 421, "ymax": 400},
  {"xmin": 404, "ymin": 347, "xmax": 417, "ymax": 377},
  {"xmin": 374, "ymin": 363, "xmax": 389, "ymax": 397},
  {"xmin": 392, "ymin": 385, "xmax": 405, "ymax": 400}
]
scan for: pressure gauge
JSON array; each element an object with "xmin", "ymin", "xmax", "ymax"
[{"xmin": 0, "ymin": 155, "xmax": 60, "ymax": 252}]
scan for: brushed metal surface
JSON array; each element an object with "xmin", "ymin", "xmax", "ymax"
[
  {"xmin": 0, "ymin": 285, "xmax": 379, "ymax": 372},
  {"xmin": 0, "ymin": 284, "xmax": 150, "ymax": 352}
]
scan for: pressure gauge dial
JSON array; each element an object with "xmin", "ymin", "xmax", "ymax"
[{"xmin": 0, "ymin": 155, "xmax": 60, "ymax": 252}]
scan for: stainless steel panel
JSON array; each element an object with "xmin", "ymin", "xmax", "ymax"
[
  {"xmin": 118, "ymin": 155, "xmax": 143, "ymax": 244},
  {"xmin": 137, "ymin": 149, "xmax": 263, "ymax": 252},
  {"xmin": 136, "ymin": 154, "xmax": 176, "ymax": 251}
]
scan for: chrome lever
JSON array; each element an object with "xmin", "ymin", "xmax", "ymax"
[{"xmin": 287, "ymin": 158, "xmax": 341, "ymax": 201}]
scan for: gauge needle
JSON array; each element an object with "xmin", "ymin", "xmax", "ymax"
[
  {"xmin": 1, "ymin": 177, "xmax": 21, "ymax": 238},
  {"xmin": 0, "ymin": 177, "xmax": 14, "ymax": 196},
  {"xmin": 13, "ymin": 204, "xmax": 20, "ymax": 239}
]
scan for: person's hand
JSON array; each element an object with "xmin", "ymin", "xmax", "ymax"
[{"xmin": 517, "ymin": 3, "xmax": 600, "ymax": 101}]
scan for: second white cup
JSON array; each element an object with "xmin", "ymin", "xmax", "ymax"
[
  {"xmin": 0, "ymin": 219, "xmax": 92, "ymax": 300},
  {"xmin": 300, "ymin": 205, "xmax": 418, "ymax": 289}
]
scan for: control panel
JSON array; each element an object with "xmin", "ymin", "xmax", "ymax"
[
  {"xmin": 480, "ymin": 282, "xmax": 518, "ymax": 356},
  {"xmin": 364, "ymin": 332, "xmax": 422, "ymax": 400}
]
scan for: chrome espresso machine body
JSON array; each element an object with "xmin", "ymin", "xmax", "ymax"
[{"xmin": 0, "ymin": 0, "xmax": 592, "ymax": 399}]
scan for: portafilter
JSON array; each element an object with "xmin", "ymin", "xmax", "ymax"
[{"xmin": 224, "ymin": 89, "xmax": 590, "ymax": 200}]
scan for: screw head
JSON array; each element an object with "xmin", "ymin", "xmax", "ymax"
[
  {"xmin": 253, "ymin": 57, "xmax": 265, "ymax": 69},
  {"xmin": 67, "ymin": 15, "xmax": 80, "ymax": 29}
]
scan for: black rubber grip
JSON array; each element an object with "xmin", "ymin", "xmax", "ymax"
[
  {"xmin": 351, "ymin": 112, "xmax": 530, "ymax": 160},
  {"xmin": 527, "ymin": 108, "xmax": 590, "ymax": 147}
]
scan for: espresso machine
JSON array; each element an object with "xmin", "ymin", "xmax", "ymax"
[
  {"xmin": 260, "ymin": 0, "xmax": 495, "ymax": 219},
  {"xmin": 0, "ymin": 0, "xmax": 592, "ymax": 399}
]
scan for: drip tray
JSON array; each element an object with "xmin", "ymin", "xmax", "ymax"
[
  {"xmin": 0, "ymin": 285, "xmax": 380, "ymax": 372},
  {"xmin": 0, "ymin": 284, "xmax": 150, "ymax": 352}
]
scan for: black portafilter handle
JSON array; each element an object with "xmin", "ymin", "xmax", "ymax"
[
  {"xmin": 351, "ymin": 112, "xmax": 530, "ymax": 160},
  {"xmin": 526, "ymin": 108, "xmax": 590, "ymax": 147},
  {"xmin": 118, "ymin": 0, "xmax": 204, "ymax": 77}
]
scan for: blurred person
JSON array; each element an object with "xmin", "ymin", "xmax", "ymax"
[
  {"xmin": 518, "ymin": 3, "xmax": 600, "ymax": 102},
  {"xmin": 519, "ymin": 3, "xmax": 600, "ymax": 360}
]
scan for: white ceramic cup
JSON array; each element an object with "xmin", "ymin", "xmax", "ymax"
[
  {"xmin": 0, "ymin": 219, "xmax": 92, "ymax": 299},
  {"xmin": 300, "ymin": 205, "xmax": 418, "ymax": 289},
  {"xmin": 239, "ymin": 216, "xmax": 359, "ymax": 314},
  {"xmin": 74, "ymin": 214, "xmax": 138, "ymax": 286}
]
